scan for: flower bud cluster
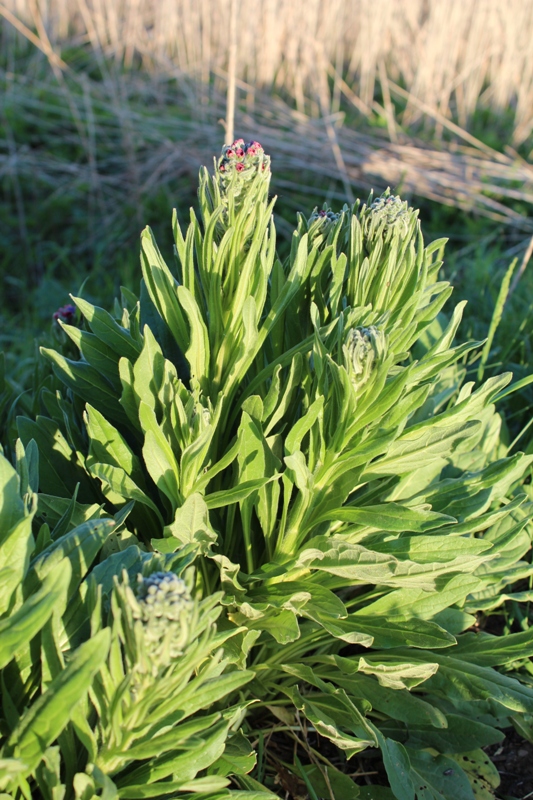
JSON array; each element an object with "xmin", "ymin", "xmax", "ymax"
[
  {"xmin": 218, "ymin": 139, "xmax": 270, "ymax": 183},
  {"xmin": 306, "ymin": 204, "xmax": 346, "ymax": 248},
  {"xmin": 308, "ymin": 207, "xmax": 340, "ymax": 226},
  {"xmin": 344, "ymin": 326, "xmax": 386, "ymax": 389},
  {"xmin": 369, "ymin": 192, "xmax": 410, "ymax": 232},
  {"xmin": 133, "ymin": 571, "xmax": 194, "ymax": 663},
  {"xmin": 53, "ymin": 303, "xmax": 76, "ymax": 324}
]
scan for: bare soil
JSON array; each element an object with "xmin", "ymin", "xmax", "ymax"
[{"xmin": 486, "ymin": 728, "xmax": 533, "ymax": 799}]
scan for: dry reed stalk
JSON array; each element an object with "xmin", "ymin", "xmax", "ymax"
[
  {"xmin": 224, "ymin": 0, "xmax": 237, "ymax": 145},
  {"xmin": 3, "ymin": 0, "xmax": 533, "ymax": 143}
]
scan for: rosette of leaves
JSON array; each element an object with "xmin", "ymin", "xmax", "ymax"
[
  {"xmin": 0, "ymin": 446, "xmax": 269, "ymax": 800},
  {"xmin": 19, "ymin": 142, "xmax": 533, "ymax": 797}
]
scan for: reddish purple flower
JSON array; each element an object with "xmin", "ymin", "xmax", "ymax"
[
  {"xmin": 235, "ymin": 162, "xmax": 245, "ymax": 172},
  {"xmin": 245, "ymin": 141, "xmax": 263, "ymax": 156},
  {"xmin": 53, "ymin": 303, "xmax": 76, "ymax": 324}
]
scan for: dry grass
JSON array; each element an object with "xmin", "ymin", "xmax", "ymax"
[
  {"xmin": 3, "ymin": 63, "xmax": 533, "ymax": 236},
  {"xmin": 2, "ymin": 0, "xmax": 533, "ymax": 295},
  {"xmin": 3, "ymin": 0, "xmax": 533, "ymax": 143}
]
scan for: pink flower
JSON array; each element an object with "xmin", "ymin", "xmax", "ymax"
[
  {"xmin": 235, "ymin": 162, "xmax": 245, "ymax": 172},
  {"xmin": 245, "ymin": 140, "xmax": 263, "ymax": 156}
]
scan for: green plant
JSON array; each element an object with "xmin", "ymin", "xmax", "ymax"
[
  {"xmin": 0, "ymin": 443, "xmax": 276, "ymax": 799},
  {"xmin": 18, "ymin": 141, "xmax": 533, "ymax": 797}
]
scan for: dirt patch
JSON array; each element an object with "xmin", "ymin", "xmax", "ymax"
[{"xmin": 486, "ymin": 728, "xmax": 533, "ymax": 799}]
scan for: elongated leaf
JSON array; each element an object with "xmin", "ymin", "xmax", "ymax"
[
  {"xmin": 88, "ymin": 463, "xmax": 162, "ymax": 519},
  {"xmin": 205, "ymin": 478, "xmax": 275, "ymax": 509},
  {"xmin": 71, "ymin": 296, "xmax": 142, "ymax": 360},
  {"xmin": 85, "ymin": 404, "xmax": 142, "ymax": 481},
  {"xmin": 7, "ymin": 629, "xmax": 110, "ymax": 773},
  {"xmin": 27, "ymin": 518, "xmax": 116, "ymax": 599},
  {"xmin": 139, "ymin": 401, "xmax": 181, "ymax": 508},
  {"xmin": 0, "ymin": 561, "xmax": 71, "ymax": 670},
  {"xmin": 317, "ymin": 502, "xmax": 455, "ymax": 532},
  {"xmin": 405, "ymin": 715, "xmax": 503, "ymax": 753},
  {"xmin": 345, "ymin": 616, "xmax": 455, "ymax": 649},
  {"xmin": 17, "ymin": 416, "xmax": 96, "ymax": 500},
  {"xmin": 451, "ymin": 628, "xmax": 533, "ymax": 666},
  {"xmin": 141, "ymin": 227, "xmax": 189, "ymax": 353},
  {"xmin": 40, "ymin": 348, "xmax": 127, "ymax": 425}
]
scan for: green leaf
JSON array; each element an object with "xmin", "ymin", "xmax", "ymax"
[
  {"xmin": 163, "ymin": 493, "xmax": 216, "ymax": 554},
  {"xmin": 0, "ymin": 513, "xmax": 35, "ymax": 614},
  {"xmin": 357, "ymin": 657, "xmax": 439, "ymax": 690},
  {"xmin": 0, "ymin": 561, "xmax": 71, "ymax": 670},
  {"xmin": 17, "ymin": 416, "xmax": 96, "ymax": 500},
  {"xmin": 407, "ymin": 748, "xmax": 476, "ymax": 800},
  {"xmin": 284, "ymin": 683, "xmax": 376, "ymax": 758},
  {"xmin": 209, "ymin": 730, "xmax": 256, "ymax": 777},
  {"xmin": 190, "ymin": 434, "xmax": 242, "ymax": 494},
  {"xmin": 345, "ymin": 616, "xmax": 455, "ymax": 650},
  {"xmin": 477, "ymin": 257, "xmax": 516, "ymax": 381},
  {"xmin": 363, "ymin": 421, "xmax": 481, "ymax": 478},
  {"xmin": 7, "ymin": 629, "xmax": 110, "ymax": 773},
  {"xmin": 412, "ymin": 650, "xmax": 533, "ymax": 714},
  {"xmin": 138, "ymin": 401, "xmax": 181, "ymax": 509},
  {"xmin": 405, "ymin": 715, "xmax": 503, "ymax": 753},
  {"xmin": 27, "ymin": 518, "xmax": 116, "ymax": 599},
  {"xmin": 358, "ymin": 788, "xmax": 395, "ymax": 800},
  {"xmin": 71, "ymin": 296, "xmax": 142, "ymax": 361},
  {"xmin": 40, "ymin": 348, "xmax": 127, "ymax": 425},
  {"xmin": 377, "ymin": 736, "xmax": 415, "ymax": 800},
  {"xmin": 177, "ymin": 285, "xmax": 210, "ymax": 389},
  {"xmin": 316, "ymin": 502, "xmax": 455, "ymax": 532},
  {"xmin": 285, "ymin": 396, "xmax": 324, "ymax": 455},
  {"xmin": 297, "ymin": 538, "xmax": 486, "ymax": 591},
  {"xmin": 451, "ymin": 628, "xmax": 533, "ymax": 666},
  {"xmin": 205, "ymin": 478, "xmax": 275, "ymax": 509},
  {"xmin": 141, "ymin": 227, "xmax": 189, "ymax": 353},
  {"xmin": 329, "ymin": 660, "xmax": 447, "ymax": 729},
  {"xmin": 60, "ymin": 325, "xmax": 121, "ymax": 390},
  {"xmin": 132, "ymin": 326, "xmax": 167, "ymax": 414},
  {"xmin": 85, "ymin": 404, "xmax": 142, "ymax": 481},
  {"xmin": 88, "ymin": 463, "xmax": 163, "ymax": 520},
  {"xmin": 117, "ymin": 717, "xmax": 233, "ymax": 790},
  {"xmin": 301, "ymin": 763, "xmax": 360, "ymax": 799}
]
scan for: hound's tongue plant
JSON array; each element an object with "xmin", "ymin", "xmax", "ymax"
[{"xmin": 18, "ymin": 139, "xmax": 533, "ymax": 797}]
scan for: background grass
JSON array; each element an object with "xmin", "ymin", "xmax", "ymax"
[{"xmin": 1, "ymin": 0, "xmax": 533, "ymax": 441}]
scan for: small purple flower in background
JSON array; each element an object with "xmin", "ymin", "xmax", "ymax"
[{"xmin": 53, "ymin": 303, "xmax": 76, "ymax": 324}]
